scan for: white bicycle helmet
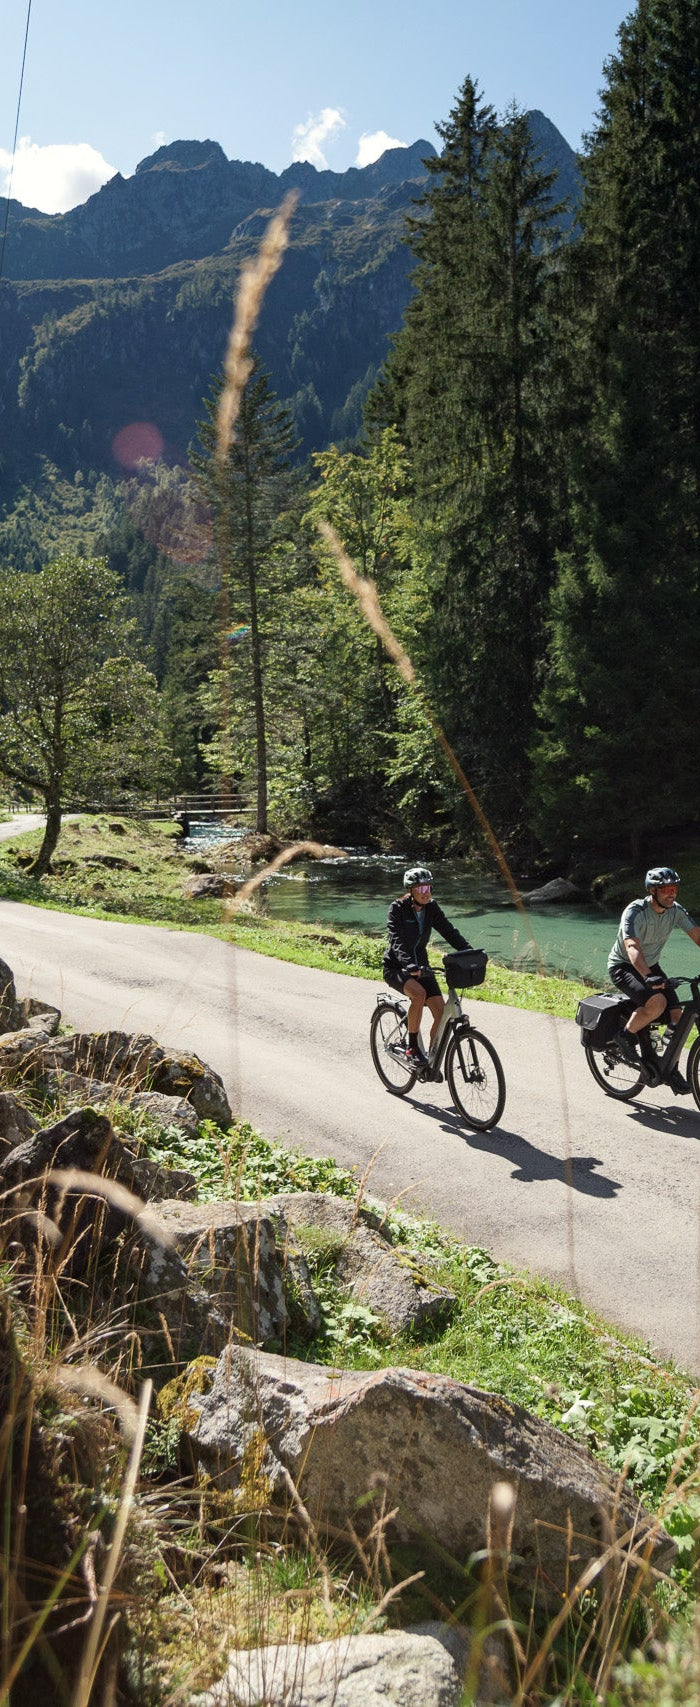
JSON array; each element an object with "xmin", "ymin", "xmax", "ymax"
[{"xmin": 403, "ymin": 865, "xmax": 433, "ymax": 888}]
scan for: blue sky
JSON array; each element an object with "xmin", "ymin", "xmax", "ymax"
[{"xmin": 1, "ymin": 0, "xmax": 632, "ymax": 213}]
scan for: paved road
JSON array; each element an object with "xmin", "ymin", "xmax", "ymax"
[
  {"xmin": 0, "ymin": 814, "xmax": 47, "ymax": 842},
  {"xmin": 1, "ymin": 898, "xmax": 699, "ymax": 1373}
]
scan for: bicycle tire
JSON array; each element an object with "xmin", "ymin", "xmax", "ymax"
[
  {"xmin": 445, "ymin": 1027, "xmax": 505, "ymax": 1131},
  {"xmin": 687, "ymin": 1035, "xmax": 700, "ymax": 1112},
  {"xmin": 583, "ymin": 1038, "xmax": 645, "ymax": 1101},
  {"xmin": 370, "ymin": 1002, "xmax": 418, "ymax": 1097}
]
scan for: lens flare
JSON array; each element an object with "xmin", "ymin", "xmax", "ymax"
[{"xmin": 112, "ymin": 421, "xmax": 164, "ymax": 469}]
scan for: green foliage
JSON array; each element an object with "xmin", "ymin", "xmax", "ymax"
[
  {"xmin": 138, "ymin": 1116, "xmax": 359, "ymax": 1204},
  {"xmin": 377, "ymin": 81, "xmax": 571, "ymax": 844},
  {"xmin": 191, "ymin": 362, "xmax": 299, "ymax": 833},
  {"xmin": 533, "ymin": 0, "xmax": 700, "ymax": 856},
  {"xmin": 0, "ymin": 554, "xmax": 172, "ymax": 872}
]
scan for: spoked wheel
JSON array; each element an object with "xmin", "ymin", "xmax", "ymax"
[
  {"xmin": 445, "ymin": 1027, "xmax": 506, "ymax": 1131},
  {"xmin": 686, "ymin": 1036, "xmax": 700, "ymax": 1112},
  {"xmin": 583, "ymin": 1039, "xmax": 645, "ymax": 1101},
  {"xmin": 370, "ymin": 1002, "xmax": 419, "ymax": 1097}
]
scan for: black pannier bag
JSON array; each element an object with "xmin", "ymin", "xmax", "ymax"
[
  {"xmin": 575, "ymin": 991, "xmax": 631, "ymax": 1051},
  {"xmin": 443, "ymin": 949, "xmax": 488, "ymax": 989}
]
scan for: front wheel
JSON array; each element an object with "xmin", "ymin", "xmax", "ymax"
[
  {"xmin": 445, "ymin": 1027, "xmax": 505, "ymax": 1131},
  {"xmin": 370, "ymin": 1002, "xmax": 418, "ymax": 1097},
  {"xmin": 583, "ymin": 1039, "xmax": 645, "ymax": 1101},
  {"xmin": 687, "ymin": 1035, "xmax": 700, "ymax": 1112}
]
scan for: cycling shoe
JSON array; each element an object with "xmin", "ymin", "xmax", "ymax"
[
  {"xmin": 669, "ymin": 1066, "xmax": 689, "ymax": 1096},
  {"xmin": 615, "ymin": 1032, "xmax": 641, "ymax": 1069}
]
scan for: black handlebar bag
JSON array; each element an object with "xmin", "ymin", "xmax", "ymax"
[
  {"xmin": 575, "ymin": 991, "xmax": 632, "ymax": 1050},
  {"xmin": 443, "ymin": 949, "xmax": 488, "ymax": 989}
]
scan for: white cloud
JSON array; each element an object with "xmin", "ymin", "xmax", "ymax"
[
  {"xmin": 356, "ymin": 130, "xmax": 408, "ymax": 168},
  {"xmin": 152, "ymin": 131, "xmax": 166, "ymax": 151},
  {"xmin": 291, "ymin": 107, "xmax": 346, "ymax": 170},
  {"xmin": 0, "ymin": 136, "xmax": 117, "ymax": 214}
]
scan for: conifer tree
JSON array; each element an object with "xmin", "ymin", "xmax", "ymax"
[
  {"xmin": 534, "ymin": 0, "xmax": 700, "ymax": 856},
  {"xmin": 382, "ymin": 84, "xmax": 566, "ymax": 840},
  {"xmin": 191, "ymin": 363, "xmax": 297, "ymax": 833}
]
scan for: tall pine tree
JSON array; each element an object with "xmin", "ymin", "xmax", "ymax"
[
  {"xmin": 191, "ymin": 363, "xmax": 297, "ymax": 832},
  {"xmin": 382, "ymin": 83, "xmax": 567, "ymax": 844},
  {"xmin": 534, "ymin": 0, "xmax": 700, "ymax": 858}
]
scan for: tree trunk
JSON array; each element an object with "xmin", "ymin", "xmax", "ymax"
[
  {"xmin": 31, "ymin": 793, "xmax": 62, "ymax": 877},
  {"xmin": 244, "ymin": 467, "xmax": 268, "ymax": 835}
]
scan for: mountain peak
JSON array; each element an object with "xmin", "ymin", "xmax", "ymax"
[{"xmin": 134, "ymin": 138, "xmax": 229, "ymax": 175}]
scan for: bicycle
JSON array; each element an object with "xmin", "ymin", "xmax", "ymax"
[
  {"xmin": 578, "ymin": 974, "xmax": 700, "ymax": 1106},
  {"xmin": 369, "ymin": 949, "xmax": 506, "ymax": 1130}
]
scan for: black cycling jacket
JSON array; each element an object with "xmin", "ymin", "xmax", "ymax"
[{"xmin": 383, "ymin": 895, "xmax": 470, "ymax": 984}]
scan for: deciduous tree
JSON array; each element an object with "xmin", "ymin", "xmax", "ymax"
[{"xmin": 0, "ymin": 554, "xmax": 171, "ymax": 874}]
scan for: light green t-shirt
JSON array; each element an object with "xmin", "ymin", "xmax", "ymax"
[{"xmin": 608, "ymin": 897, "xmax": 696, "ymax": 972}]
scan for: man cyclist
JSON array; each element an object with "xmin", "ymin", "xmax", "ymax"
[
  {"xmin": 383, "ymin": 865, "xmax": 472, "ymax": 1067},
  {"xmin": 608, "ymin": 866, "xmax": 700, "ymax": 1090}
]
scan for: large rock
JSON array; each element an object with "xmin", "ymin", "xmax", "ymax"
[
  {"xmin": 521, "ymin": 877, "xmax": 578, "ymax": 905},
  {"xmin": 182, "ymin": 873, "xmax": 236, "ymax": 900},
  {"xmin": 119, "ymin": 1229, "xmax": 230, "ymax": 1382},
  {"xmin": 0, "ymin": 1103, "xmax": 193, "ymax": 1259},
  {"xmin": 149, "ymin": 1199, "xmax": 320, "ymax": 1345},
  {"xmin": 263, "ymin": 1193, "xmax": 455, "ymax": 1335},
  {"xmin": 42, "ymin": 1071, "xmax": 200, "ymax": 1136},
  {"xmin": 14, "ymin": 996, "xmax": 61, "ymax": 1035},
  {"xmin": 3, "ymin": 1030, "xmax": 232, "ymax": 1126},
  {"xmin": 189, "ymin": 1349, "xmax": 675, "ymax": 1601},
  {"xmin": 191, "ymin": 1627, "xmax": 466, "ymax": 1706},
  {"xmin": 0, "ymin": 1027, "xmax": 62, "ymax": 1074},
  {"xmin": 0, "ymin": 1091, "xmax": 40, "ymax": 1153},
  {"xmin": 0, "ymin": 958, "xmax": 17, "ymax": 1034},
  {"xmin": 126, "ymin": 1158, "xmax": 197, "ymax": 1204},
  {"xmin": 0, "ymin": 1106, "xmax": 132, "ymax": 1272}
]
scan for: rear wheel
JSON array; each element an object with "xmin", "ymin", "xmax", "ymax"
[
  {"xmin": 445, "ymin": 1027, "xmax": 505, "ymax": 1130},
  {"xmin": 370, "ymin": 1002, "xmax": 418, "ymax": 1097},
  {"xmin": 687, "ymin": 1035, "xmax": 700, "ymax": 1112},
  {"xmin": 583, "ymin": 1039, "xmax": 645, "ymax": 1101}
]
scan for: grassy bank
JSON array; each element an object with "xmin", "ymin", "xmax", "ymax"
[
  {"xmin": 3, "ymin": 1076, "xmax": 699, "ymax": 1703},
  {"xmin": 0, "ymin": 814, "xmax": 592, "ymax": 1019},
  {"xmin": 96, "ymin": 1110, "xmax": 700, "ymax": 1697}
]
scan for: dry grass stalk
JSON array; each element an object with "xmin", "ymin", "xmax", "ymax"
[
  {"xmin": 229, "ymin": 840, "xmax": 346, "ymax": 908},
  {"xmin": 216, "ymin": 191, "xmax": 299, "ymax": 466},
  {"xmin": 514, "ymin": 1507, "xmax": 671, "ymax": 1704},
  {"xmin": 316, "ymin": 519, "xmax": 522, "ymax": 914},
  {"xmin": 73, "ymin": 1379, "xmax": 152, "ymax": 1707},
  {"xmin": 351, "ymin": 1144, "xmax": 386, "ymax": 1229},
  {"xmin": 50, "ymin": 1365, "xmax": 140, "ymax": 1443},
  {"xmin": 46, "ymin": 1168, "xmax": 175, "ymax": 1248},
  {"xmin": 316, "ymin": 513, "xmax": 580, "ymax": 1288}
]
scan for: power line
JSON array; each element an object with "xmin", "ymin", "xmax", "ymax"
[{"xmin": 0, "ymin": 0, "xmax": 33, "ymax": 291}]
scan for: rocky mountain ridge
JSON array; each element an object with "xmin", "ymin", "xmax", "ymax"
[{"xmin": 0, "ymin": 115, "xmax": 580, "ymax": 497}]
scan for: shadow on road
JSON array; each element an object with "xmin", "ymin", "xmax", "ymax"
[
  {"xmin": 625, "ymin": 1098, "xmax": 700, "ymax": 1139},
  {"xmin": 410, "ymin": 1098, "xmax": 622, "ymax": 1197}
]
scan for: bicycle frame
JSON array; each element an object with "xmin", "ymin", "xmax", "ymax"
[
  {"xmin": 427, "ymin": 986, "xmax": 465, "ymax": 1070},
  {"xmin": 648, "ymin": 975, "xmax": 700, "ymax": 1075},
  {"xmin": 377, "ymin": 984, "xmax": 472, "ymax": 1077}
]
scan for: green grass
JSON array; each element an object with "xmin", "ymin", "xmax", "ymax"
[
  {"xmin": 0, "ymin": 814, "xmax": 592, "ymax": 1019},
  {"xmin": 128, "ymin": 1106, "xmax": 700, "ymax": 1594}
]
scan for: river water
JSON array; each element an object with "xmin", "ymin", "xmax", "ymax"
[{"xmin": 186, "ymin": 829, "xmax": 700, "ymax": 987}]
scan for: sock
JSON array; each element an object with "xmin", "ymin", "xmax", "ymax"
[{"xmin": 408, "ymin": 1031, "xmax": 419, "ymax": 1050}]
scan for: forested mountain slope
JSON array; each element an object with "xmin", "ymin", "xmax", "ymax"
[{"xmin": 0, "ymin": 115, "xmax": 578, "ymax": 499}]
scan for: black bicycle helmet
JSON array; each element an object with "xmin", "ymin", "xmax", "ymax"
[
  {"xmin": 403, "ymin": 865, "xmax": 433, "ymax": 888},
  {"xmin": 645, "ymin": 866, "xmax": 680, "ymax": 890}
]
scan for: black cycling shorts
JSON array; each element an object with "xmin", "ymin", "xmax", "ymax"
[
  {"xmin": 384, "ymin": 966, "xmax": 441, "ymax": 1001},
  {"xmin": 610, "ymin": 960, "xmax": 678, "ymax": 1014}
]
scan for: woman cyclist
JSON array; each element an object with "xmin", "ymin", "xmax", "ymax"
[{"xmin": 383, "ymin": 865, "xmax": 472, "ymax": 1066}]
